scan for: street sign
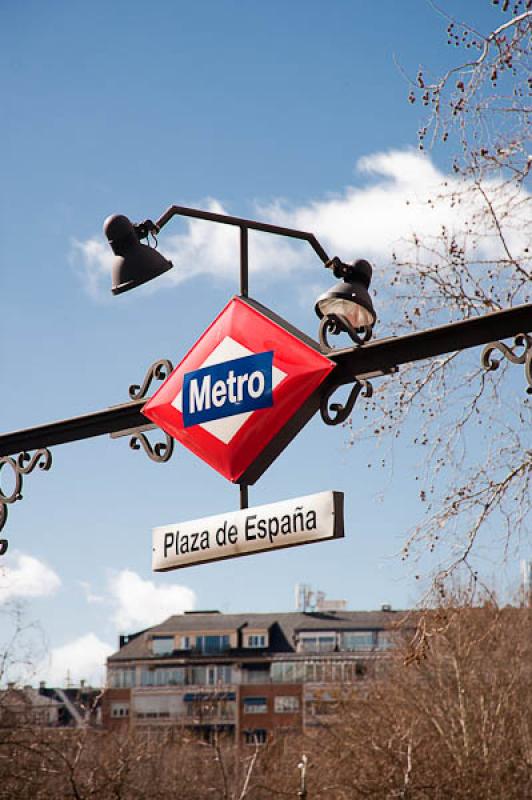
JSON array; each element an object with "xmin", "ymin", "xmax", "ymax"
[
  {"xmin": 142, "ymin": 296, "xmax": 334, "ymax": 483},
  {"xmin": 152, "ymin": 490, "xmax": 344, "ymax": 571}
]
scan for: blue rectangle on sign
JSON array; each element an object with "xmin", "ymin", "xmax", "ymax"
[{"xmin": 183, "ymin": 351, "xmax": 274, "ymax": 428}]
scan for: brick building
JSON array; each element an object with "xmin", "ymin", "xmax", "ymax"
[{"xmin": 103, "ymin": 608, "xmax": 403, "ymax": 743}]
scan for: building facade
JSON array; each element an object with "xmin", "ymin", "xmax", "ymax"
[
  {"xmin": 0, "ymin": 682, "xmax": 102, "ymax": 728},
  {"xmin": 103, "ymin": 608, "xmax": 403, "ymax": 743}
]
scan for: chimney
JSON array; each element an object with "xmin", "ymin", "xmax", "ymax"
[{"xmin": 39, "ymin": 681, "xmax": 46, "ymax": 690}]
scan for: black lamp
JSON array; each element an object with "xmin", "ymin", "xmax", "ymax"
[
  {"xmin": 104, "ymin": 214, "xmax": 173, "ymax": 295},
  {"xmin": 315, "ymin": 258, "xmax": 376, "ymax": 346}
]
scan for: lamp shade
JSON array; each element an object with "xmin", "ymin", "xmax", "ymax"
[
  {"xmin": 315, "ymin": 259, "xmax": 376, "ymax": 331},
  {"xmin": 104, "ymin": 214, "xmax": 173, "ymax": 295}
]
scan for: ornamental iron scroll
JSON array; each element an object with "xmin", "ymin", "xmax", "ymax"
[
  {"xmin": 320, "ymin": 379, "xmax": 373, "ymax": 426},
  {"xmin": 481, "ymin": 333, "xmax": 532, "ymax": 394},
  {"xmin": 111, "ymin": 359, "xmax": 175, "ymax": 463},
  {"xmin": 128, "ymin": 358, "xmax": 174, "ymax": 401},
  {"xmin": 0, "ymin": 449, "xmax": 52, "ymax": 555},
  {"xmin": 319, "ymin": 313, "xmax": 373, "ymax": 352},
  {"xmin": 129, "ymin": 429, "xmax": 174, "ymax": 463}
]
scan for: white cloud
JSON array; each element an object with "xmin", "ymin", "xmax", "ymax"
[
  {"xmin": 108, "ymin": 569, "xmax": 195, "ymax": 631},
  {"xmin": 71, "ymin": 237, "xmax": 114, "ymax": 300},
  {"xmin": 265, "ymin": 149, "xmax": 529, "ymax": 266},
  {"xmin": 0, "ymin": 553, "xmax": 61, "ymax": 603},
  {"xmin": 78, "ymin": 580, "xmax": 105, "ymax": 605},
  {"xmin": 161, "ymin": 198, "xmax": 306, "ymax": 285},
  {"xmin": 73, "ymin": 149, "xmax": 530, "ymax": 300},
  {"xmin": 39, "ymin": 633, "xmax": 114, "ymax": 687}
]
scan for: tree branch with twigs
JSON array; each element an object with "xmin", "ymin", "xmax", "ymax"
[{"xmin": 350, "ymin": 0, "xmax": 531, "ymax": 597}]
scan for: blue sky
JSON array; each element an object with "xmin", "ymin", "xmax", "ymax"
[{"xmin": 1, "ymin": 0, "xmax": 528, "ymax": 685}]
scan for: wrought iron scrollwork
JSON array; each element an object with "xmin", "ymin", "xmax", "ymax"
[
  {"xmin": 319, "ymin": 313, "xmax": 373, "ymax": 352},
  {"xmin": 129, "ymin": 430, "xmax": 174, "ymax": 463},
  {"xmin": 481, "ymin": 333, "xmax": 532, "ymax": 394},
  {"xmin": 0, "ymin": 449, "xmax": 52, "ymax": 554},
  {"xmin": 129, "ymin": 359, "xmax": 174, "ymax": 401},
  {"xmin": 112, "ymin": 359, "xmax": 176, "ymax": 463},
  {"xmin": 320, "ymin": 379, "xmax": 373, "ymax": 426}
]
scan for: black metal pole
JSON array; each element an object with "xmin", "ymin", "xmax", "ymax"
[
  {"xmin": 1, "ymin": 304, "xmax": 530, "ymax": 460},
  {"xmin": 330, "ymin": 303, "xmax": 532, "ymax": 386},
  {"xmin": 240, "ymin": 226, "xmax": 248, "ymax": 298},
  {"xmin": 0, "ymin": 401, "xmax": 146, "ymax": 458}
]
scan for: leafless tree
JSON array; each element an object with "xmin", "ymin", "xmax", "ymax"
[
  {"xmin": 1, "ymin": 594, "xmax": 529, "ymax": 798},
  {"xmin": 309, "ymin": 595, "xmax": 532, "ymax": 799},
  {"xmin": 0, "ymin": 726, "xmax": 301, "ymax": 800},
  {"xmin": 0, "ymin": 601, "xmax": 45, "ymax": 689},
  {"xmin": 351, "ymin": 0, "xmax": 531, "ymax": 591}
]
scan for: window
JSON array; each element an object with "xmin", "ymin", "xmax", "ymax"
[
  {"xmin": 243, "ymin": 697, "xmax": 268, "ymax": 714},
  {"xmin": 271, "ymin": 661, "xmax": 305, "ymax": 683},
  {"xmin": 244, "ymin": 729, "xmax": 267, "ymax": 745},
  {"xmin": 111, "ymin": 703, "xmax": 129, "ymax": 718},
  {"xmin": 195, "ymin": 635, "xmax": 230, "ymax": 654},
  {"xmin": 377, "ymin": 632, "xmax": 395, "ymax": 650},
  {"xmin": 215, "ymin": 665, "xmax": 232, "ymax": 684},
  {"xmin": 186, "ymin": 698, "xmax": 236, "ymax": 721},
  {"xmin": 189, "ymin": 666, "xmax": 207, "ymax": 685},
  {"xmin": 185, "ymin": 665, "xmax": 232, "ymax": 686},
  {"xmin": 342, "ymin": 661, "xmax": 361, "ymax": 682},
  {"xmin": 247, "ymin": 634, "xmax": 266, "ymax": 648},
  {"xmin": 341, "ymin": 632, "xmax": 375, "ymax": 651},
  {"xmin": 206, "ymin": 665, "xmax": 232, "ymax": 685},
  {"xmin": 109, "ymin": 667, "xmax": 136, "ymax": 688},
  {"xmin": 136, "ymin": 710, "xmax": 169, "ymax": 719},
  {"xmin": 152, "ymin": 637, "xmax": 174, "ymax": 655},
  {"xmin": 299, "ymin": 635, "xmax": 336, "ymax": 653},
  {"xmin": 243, "ymin": 667, "xmax": 270, "ymax": 684},
  {"xmin": 141, "ymin": 667, "xmax": 185, "ymax": 687},
  {"xmin": 274, "ymin": 696, "xmax": 300, "ymax": 713}
]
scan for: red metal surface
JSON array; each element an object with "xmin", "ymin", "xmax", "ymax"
[{"xmin": 142, "ymin": 297, "xmax": 334, "ymax": 482}]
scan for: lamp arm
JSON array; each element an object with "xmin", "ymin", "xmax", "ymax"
[
  {"xmin": 134, "ymin": 204, "xmax": 330, "ymax": 298},
  {"xmin": 152, "ymin": 205, "xmax": 330, "ymax": 264}
]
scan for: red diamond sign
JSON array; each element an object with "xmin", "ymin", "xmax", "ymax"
[{"xmin": 142, "ymin": 296, "xmax": 334, "ymax": 483}]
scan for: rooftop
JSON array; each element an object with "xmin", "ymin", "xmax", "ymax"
[{"xmin": 108, "ymin": 609, "xmax": 406, "ymax": 662}]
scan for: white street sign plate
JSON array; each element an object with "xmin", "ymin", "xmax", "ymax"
[{"xmin": 152, "ymin": 491, "xmax": 344, "ymax": 571}]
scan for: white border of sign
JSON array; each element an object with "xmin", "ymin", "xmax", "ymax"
[{"xmin": 152, "ymin": 491, "xmax": 344, "ymax": 571}]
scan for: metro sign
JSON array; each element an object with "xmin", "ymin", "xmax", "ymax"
[
  {"xmin": 142, "ymin": 296, "xmax": 334, "ymax": 483},
  {"xmin": 182, "ymin": 350, "xmax": 274, "ymax": 427}
]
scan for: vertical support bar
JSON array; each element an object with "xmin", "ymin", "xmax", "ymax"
[
  {"xmin": 240, "ymin": 226, "xmax": 249, "ymax": 298},
  {"xmin": 239, "ymin": 483, "xmax": 249, "ymax": 510}
]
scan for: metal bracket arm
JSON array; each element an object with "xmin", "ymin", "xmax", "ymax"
[
  {"xmin": 138, "ymin": 204, "xmax": 331, "ymax": 298},
  {"xmin": 329, "ymin": 303, "xmax": 532, "ymax": 389},
  {"xmin": 0, "ymin": 450, "xmax": 52, "ymax": 554},
  {"xmin": 482, "ymin": 333, "xmax": 532, "ymax": 393},
  {"xmin": 320, "ymin": 379, "xmax": 373, "ymax": 426},
  {"xmin": 110, "ymin": 359, "xmax": 175, "ymax": 463}
]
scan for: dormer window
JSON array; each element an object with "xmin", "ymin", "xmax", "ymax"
[
  {"xmin": 298, "ymin": 633, "xmax": 336, "ymax": 653},
  {"xmin": 247, "ymin": 635, "xmax": 266, "ymax": 648},
  {"xmin": 152, "ymin": 636, "xmax": 174, "ymax": 656},
  {"xmin": 341, "ymin": 631, "xmax": 376, "ymax": 651},
  {"xmin": 195, "ymin": 635, "xmax": 230, "ymax": 654}
]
